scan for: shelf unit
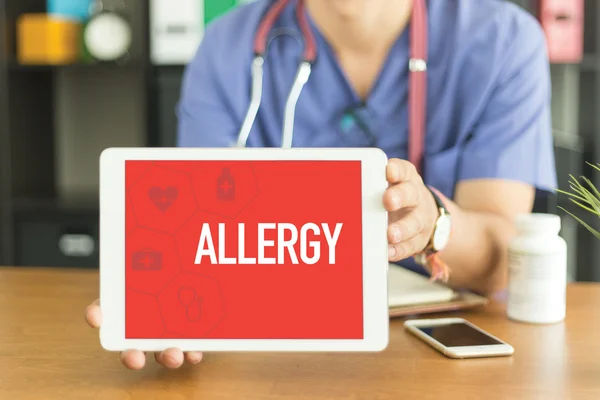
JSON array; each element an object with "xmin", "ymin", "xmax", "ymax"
[
  {"xmin": 0, "ymin": 0, "xmax": 152, "ymax": 267},
  {"xmin": 0, "ymin": 0, "xmax": 240, "ymax": 268}
]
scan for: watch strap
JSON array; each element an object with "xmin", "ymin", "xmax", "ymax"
[
  {"xmin": 413, "ymin": 186, "xmax": 452, "ymax": 282},
  {"xmin": 427, "ymin": 186, "xmax": 449, "ymax": 215}
]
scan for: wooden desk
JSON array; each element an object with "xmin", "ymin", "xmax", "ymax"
[{"xmin": 0, "ymin": 267, "xmax": 599, "ymax": 400}]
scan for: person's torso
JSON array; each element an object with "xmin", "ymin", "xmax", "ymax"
[{"xmin": 203, "ymin": 0, "xmax": 539, "ymax": 199}]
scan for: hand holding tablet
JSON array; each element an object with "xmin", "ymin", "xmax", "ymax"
[
  {"xmin": 96, "ymin": 148, "xmax": 390, "ymax": 357},
  {"xmin": 85, "ymin": 299, "xmax": 203, "ymax": 369}
]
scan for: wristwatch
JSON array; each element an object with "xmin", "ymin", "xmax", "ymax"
[{"xmin": 419, "ymin": 188, "xmax": 452, "ymax": 258}]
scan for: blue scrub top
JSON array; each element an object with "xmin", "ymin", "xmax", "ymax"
[{"xmin": 176, "ymin": 0, "xmax": 557, "ymax": 274}]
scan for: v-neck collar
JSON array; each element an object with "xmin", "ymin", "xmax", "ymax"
[{"xmin": 300, "ymin": 1, "xmax": 411, "ymax": 114}]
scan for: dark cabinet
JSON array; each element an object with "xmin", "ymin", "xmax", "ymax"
[
  {"xmin": 151, "ymin": 67, "xmax": 186, "ymax": 147},
  {"xmin": 0, "ymin": 0, "xmax": 150, "ymax": 267},
  {"xmin": 15, "ymin": 206, "xmax": 99, "ymax": 268}
]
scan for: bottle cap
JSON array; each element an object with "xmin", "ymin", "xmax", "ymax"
[{"xmin": 515, "ymin": 213, "xmax": 561, "ymax": 234}]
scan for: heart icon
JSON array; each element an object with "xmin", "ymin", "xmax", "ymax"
[{"xmin": 148, "ymin": 186, "xmax": 178, "ymax": 212}]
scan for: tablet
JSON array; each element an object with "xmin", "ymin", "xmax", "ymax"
[{"xmin": 99, "ymin": 147, "xmax": 389, "ymax": 352}]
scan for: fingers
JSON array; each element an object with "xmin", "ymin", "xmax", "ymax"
[
  {"xmin": 120, "ymin": 350, "xmax": 146, "ymax": 370},
  {"xmin": 154, "ymin": 348, "xmax": 185, "ymax": 369},
  {"xmin": 388, "ymin": 214, "xmax": 425, "ymax": 244},
  {"xmin": 85, "ymin": 299, "xmax": 102, "ymax": 329},
  {"xmin": 185, "ymin": 352, "xmax": 204, "ymax": 365},
  {"xmin": 388, "ymin": 212, "xmax": 429, "ymax": 261},
  {"xmin": 153, "ymin": 350, "xmax": 202, "ymax": 369},
  {"xmin": 120, "ymin": 349, "xmax": 201, "ymax": 370},
  {"xmin": 383, "ymin": 181, "xmax": 420, "ymax": 212},
  {"xmin": 97, "ymin": 304, "xmax": 198, "ymax": 371},
  {"xmin": 384, "ymin": 159, "xmax": 438, "ymax": 262},
  {"xmin": 386, "ymin": 159, "xmax": 418, "ymax": 184},
  {"xmin": 388, "ymin": 235, "xmax": 426, "ymax": 262}
]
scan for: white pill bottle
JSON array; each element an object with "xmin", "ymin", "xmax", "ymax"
[{"xmin": 507, "ymin": 213, "xmax": 568, "ymax": 324}]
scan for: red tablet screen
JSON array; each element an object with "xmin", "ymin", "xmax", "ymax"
[{"xmin": 124, "ymin": 160, "xmax": 364, "ymax": 339}]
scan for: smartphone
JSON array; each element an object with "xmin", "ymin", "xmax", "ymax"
[{"xmin": 404, "ymin": 317, "xmax": 514, "ymax": 359}]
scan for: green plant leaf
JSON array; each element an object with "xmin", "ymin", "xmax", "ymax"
[
  {"xmin": 569, "ymin": 198, "xmax": 600, "ymax": 215},
  {"xmin": 586, "ymin": 161, "xmax": 600, "ymax": 173},
  {"xmin": 558, "ymin": 206, "xmax": 600, "ymax": 241},
  {"xmin": 556, "ymin": 188, "xmax": 588, "ymax": 203},
  {"xmin": 566, "ymin": 176, "xmax": 600, "ymax": 205},
  {"xmin": 556, "ymin": 161, "xmax": 600, "ymax": 239},
  {"xmin": 575, "ymin": 184, "xmax": 600, "ymax": 214},
  {"xmin": 568, "ymin": 176, "xmax": 587, "ymax": 197},
  {"xmin": 580, "ymin": 176, "xmax": 600, "ymax": 203}
]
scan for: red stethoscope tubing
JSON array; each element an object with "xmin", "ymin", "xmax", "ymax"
[{"xmin": 252, "ymin": 0, "xmax": 428, "ymax": 173}]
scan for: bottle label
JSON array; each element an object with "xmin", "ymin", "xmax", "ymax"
[{"xmin": 507, "ymin": 249, "xmax": 567, "ymax": 323}]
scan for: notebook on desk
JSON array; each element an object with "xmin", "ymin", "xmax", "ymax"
[{"xmin": 387, "ymin": 264, "xmax": 488, "ymax": 318}]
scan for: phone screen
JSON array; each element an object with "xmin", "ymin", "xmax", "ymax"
[{"xmin": 416, "ymin": 322, "xmax": 503, "ymax": 347}]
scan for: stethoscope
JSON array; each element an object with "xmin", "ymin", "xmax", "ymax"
[{"xmin": 236, "ymin": 0, "xmax": 428, "ymax": 173}]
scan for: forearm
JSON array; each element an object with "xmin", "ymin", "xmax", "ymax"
[
  {"xmin": 436, "ymin": 195, "xmax": 517, "ymax": 296},
  {"xmin": 383, "ymin": 160, "xmax": 531, "ymax": 295}
]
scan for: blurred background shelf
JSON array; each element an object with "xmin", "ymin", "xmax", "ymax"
[
  {"xmin": 0, "ymin": 0, "xmax": 153, "ymax": 268},
  {"xmin": 0, "ymin": 0, "xmax": 599, "ymax": 281},
  {"xmin": 6, "ymin": 59, "xmax": 146, "ymax": 71},
  {"xmin": 581, "ymin": 54, "xmax": 599, "ymax": 70},
  {"xmin": 13, "ymin": 195, "xmax": 100, "ymax": 268},
  {"xmin": 0, "ymin": 0, "xmax": 244, "ymax": 268}
]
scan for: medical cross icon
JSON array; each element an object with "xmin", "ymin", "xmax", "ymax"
[
  {"xmin": 131, "ymin": 249, "xmax": 163, "ymax": 271},
  {"xmin": 217, "ymin": 167, "xmax": 236, "ymax": 201},
  {"xmin": 220, "ymin": 180, "xmax": 232, "ymax": 193},
  {"xmin": 139, "ymin": 255, "xmax": 154, "ymax": 268}
]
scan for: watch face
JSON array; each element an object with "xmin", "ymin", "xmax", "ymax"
[
  {"xmin": 84, "ymin": 13, "xmax": 132, "ymax": 61},
  {"xmin": 432, "ymin": 214, "xmax": 452, "ymax": 251}
]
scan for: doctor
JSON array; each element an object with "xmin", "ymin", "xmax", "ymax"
[{"xmin": 86, "ymin": 0, "xmax": 557, "ymax": 369}]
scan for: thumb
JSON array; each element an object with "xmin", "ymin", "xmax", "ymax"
[{"xmin": 85, "ymin": 299, "xmax": 102, "ymax": 328}]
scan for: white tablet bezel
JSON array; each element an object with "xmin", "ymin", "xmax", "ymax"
[{"xmin": 99, "ymin": 147, "xmax": 389, "ymax": 352}]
